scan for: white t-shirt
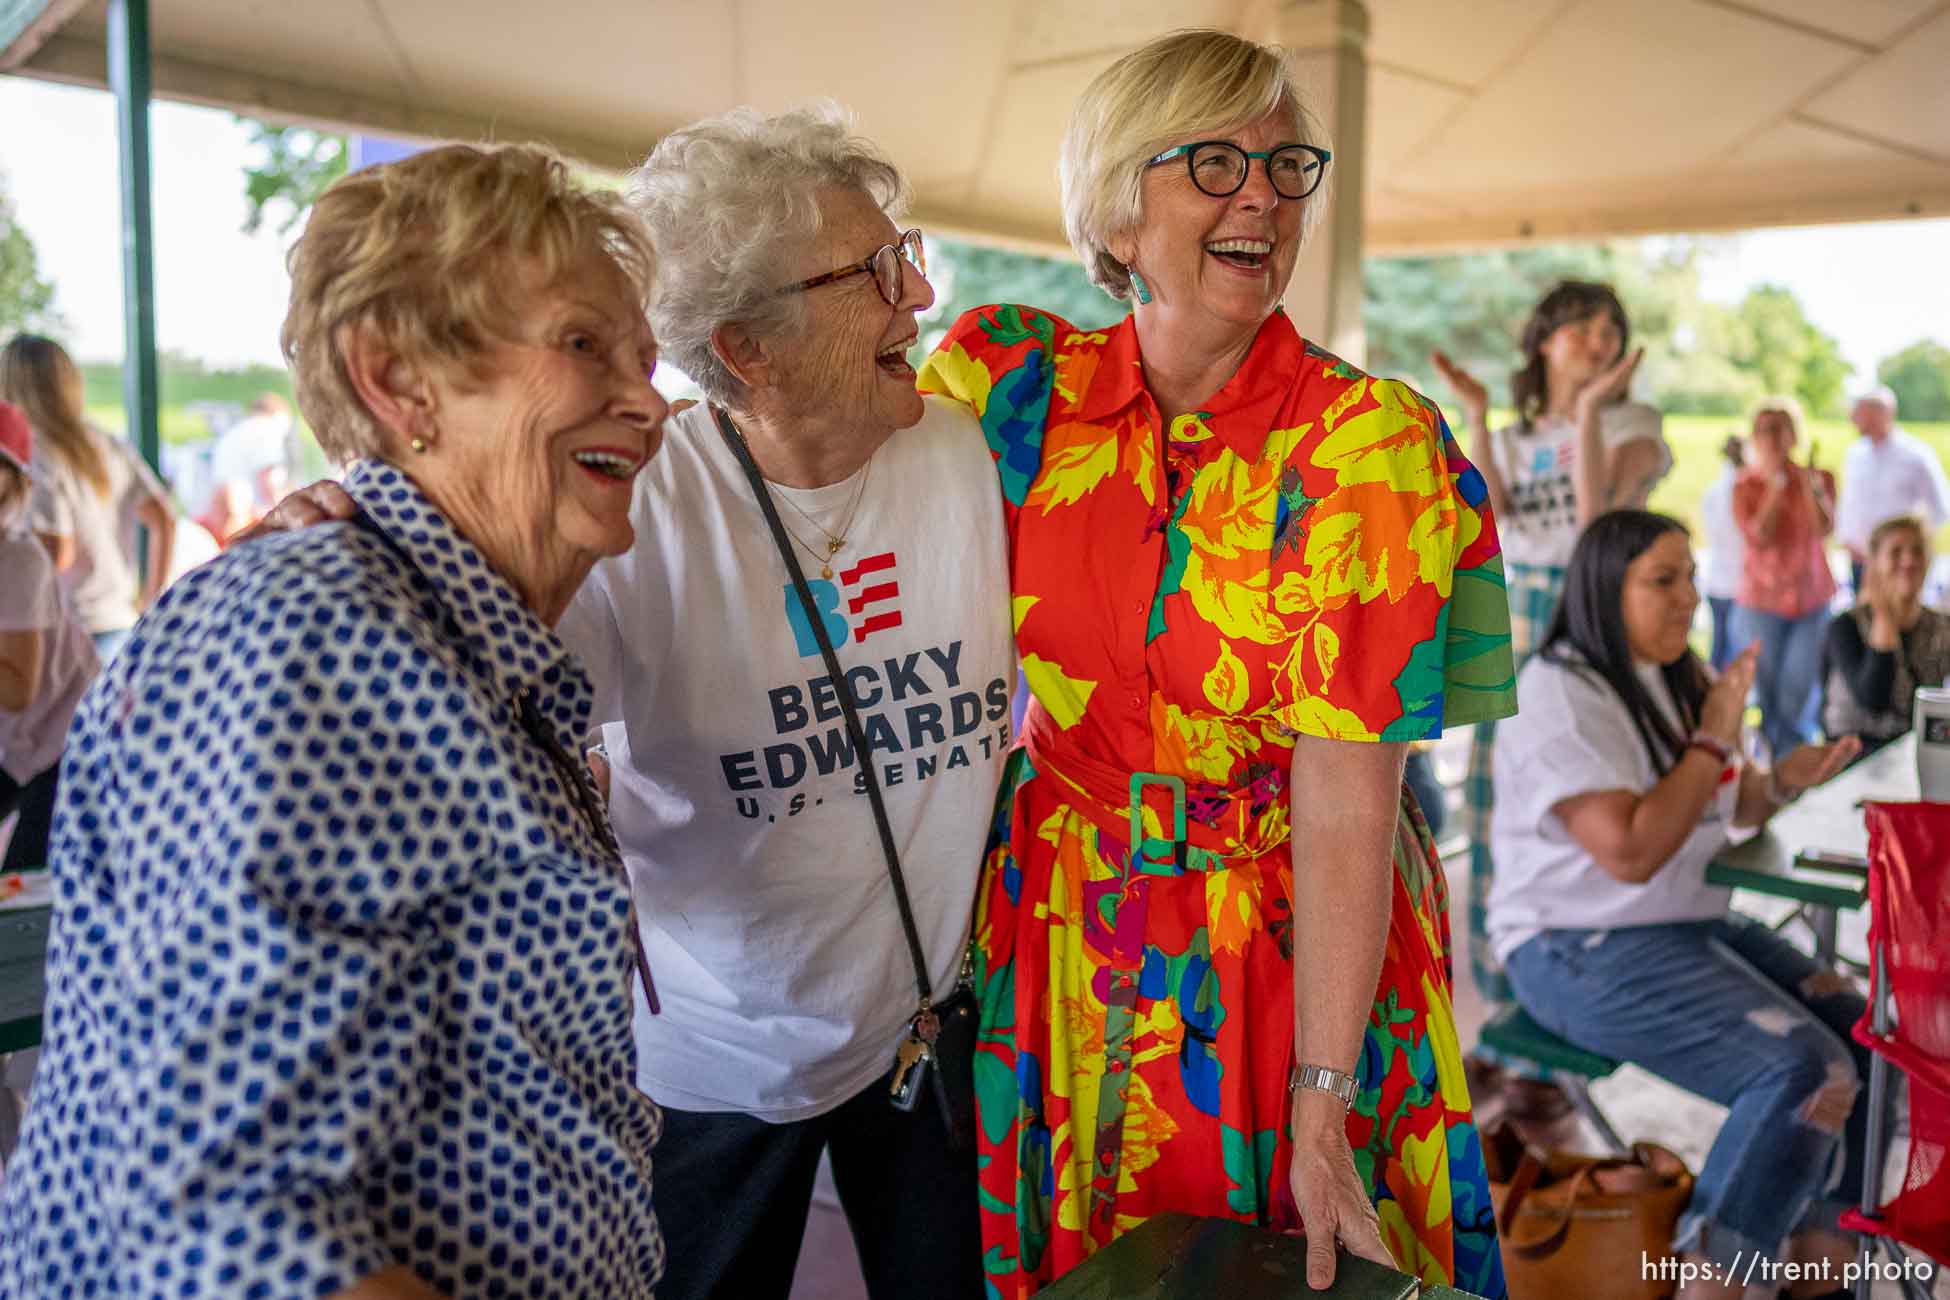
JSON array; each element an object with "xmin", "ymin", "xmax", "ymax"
[
  {"xmin": 0, "ymin": 526, "xmax": 98, "ymax": 783},
  {"xmin": 1487, "ymin": 653, "xmax": 1735, "ymax": 962},
  {"xmin": 207, "ymin": 411, "xmax": 294, "ymax": 511},
  {"xmin": 1490, "ymin": 402, "xmax": 1669, "ymax": 567},
  {"xmin": 1836, "ymin": 428, "xmax": 1950, "ymax": 553},
  {"xmin": 556, "ymin": 397, "xmax": 1014, "ymax": 1122},
  {"xmin": 1698, "ymin": 466, "xmax": 1744, "ymax": 600},
  {"xmin": 29, "ymin": 433, "xmax": 166, "ymax": 634}
]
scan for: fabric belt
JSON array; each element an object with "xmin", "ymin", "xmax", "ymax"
[{"xmin": 1020, "ymin": 705, "xmax": 1290, "ymax": 868}]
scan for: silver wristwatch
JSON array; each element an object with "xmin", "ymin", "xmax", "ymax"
[{"xmin": 1288, "ymin": 1062, "xmax": 1358, "ymax": 1110}]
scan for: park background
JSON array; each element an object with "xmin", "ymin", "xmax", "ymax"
[{"xmin": 4, "ymin": 77, "xmax": 1949, "ymax": 558}]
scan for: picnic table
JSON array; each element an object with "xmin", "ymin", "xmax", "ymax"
[{"xmin": 1707, "ymin": 732, "xmax": 1918, "ymax": 964}]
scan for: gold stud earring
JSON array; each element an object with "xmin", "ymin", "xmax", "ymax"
[{"xmin": 410, "ymin": 436, "xmax": 429, "ymax": 454}]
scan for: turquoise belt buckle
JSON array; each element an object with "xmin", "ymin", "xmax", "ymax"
[{"xmin": 1128, "ymin": 772, "xmax": 1187, "ymax": 873}]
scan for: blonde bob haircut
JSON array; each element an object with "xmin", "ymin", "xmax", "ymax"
[
  {"xmin": 1061, "ymin": 29, "xmax": 1326, "ymax": 300},
  {"xmin": 1752, "ymin": 394, "xmax": 1806, "ymax": 439},
  {"xmin": 282, "ymin": 142, "xmax": 656, "ymax": 463}
]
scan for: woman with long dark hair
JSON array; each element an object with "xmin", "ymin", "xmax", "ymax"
[
  {"xmin": 1432, "ymin": 280, "xmax": 1671, "ymax": 1027},
  {"xmin": 1487, "ymin": 509, "xmax": 1872, "ymax": 1300},
  {"xmin": 0, "ymin": 335, "xmax": 175, "ymax": 659}
]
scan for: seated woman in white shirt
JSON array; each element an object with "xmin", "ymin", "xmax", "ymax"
[{"xmin": 1487, "ymin": 508, "xmax": 1872, "ymax": 1300}]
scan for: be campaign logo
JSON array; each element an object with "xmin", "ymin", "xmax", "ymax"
[{"xmin": 784, "ymin": 551, "xmax": 903, "ymax": 657}]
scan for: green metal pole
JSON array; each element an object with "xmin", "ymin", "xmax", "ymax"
[{"xmin": 107, "ymin": 0, "xmax": 159, "ymax": 482}]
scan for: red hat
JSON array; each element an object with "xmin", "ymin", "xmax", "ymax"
[{"xmin": 0, "ymin": 401, "xmax": 30, "ymax": 475}]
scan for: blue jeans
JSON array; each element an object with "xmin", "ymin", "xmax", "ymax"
[
  {"xmin": 1707, "ymin": 596, "xmax": 1737, "ymax": 672},
  {"xmin": 1506, "ymin": 917, "xmax": 1877, "ymax": 1271},
  {"xmin": 1730, "ymin": 604, "xmax": 1826, "ymax": 760}
]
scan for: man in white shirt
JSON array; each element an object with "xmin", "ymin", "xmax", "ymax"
[{"xmin": 1835, "ymin": 385, "xmax": 1950, "ymax": 594}]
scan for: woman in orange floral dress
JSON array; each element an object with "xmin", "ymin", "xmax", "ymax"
[{"xmin": 917, "ymin": 30, "xmax": 1515, "ymax": 1299}]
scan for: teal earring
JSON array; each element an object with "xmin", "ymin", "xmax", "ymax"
[{"xmin": 1130, "ymin": 270, "xmax": 1153, "ymax": 305}]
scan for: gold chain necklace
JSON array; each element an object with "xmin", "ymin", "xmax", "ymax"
[{"xmin": 772, "ymin": 456, "xmax": 873, "ymax": 579}]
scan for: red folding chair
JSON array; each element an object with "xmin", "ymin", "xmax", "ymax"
[{"xmin": 1838, "ymin": 802, "xmax": 1950, "ymax": 1300}]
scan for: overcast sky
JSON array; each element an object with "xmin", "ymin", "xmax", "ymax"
[{"xmin": 4, "ymin": 74, "xmax": 1946, "ymax": 385}]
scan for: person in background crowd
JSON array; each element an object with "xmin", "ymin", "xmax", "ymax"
[
  {"xmin": 1836, "ymin": 385, "xmax": 1949, "ymax": 596},
  {"xmin": 1732, "ymin": 397, "xmax": 1836, "ymax": 761},
  {"xmin": 200, "ymin": 391, "xmax": 295, "ymax": 545},
  {"xmin": 923, "ymin": 31, "xmax": 1515, "ymax": 1297},
  {"xmin": 1822, "ymin": 514, "xmax": 1950, "ymax": 754},
  {"xmin": 0, "ymin": 142, "xmax": 670, "ymax": 1300},
  {"xmin": 1489, "ymin": 509, "xmax": 1866, "ymax": 1300},
  {"xmin": 1698, "ymin": 434, "xmax": 1746, "ymax": 671},
  {"xmin": 1432, "ymin": 282, "xmax": 1671, "ymax": 1031},
  {"xmin": 0, "ymin": 400, "xmax": 96, "ymax": 873},
  {"xmin": 0, "ymin": 335, "xmax": 175, "ymax": 660}
]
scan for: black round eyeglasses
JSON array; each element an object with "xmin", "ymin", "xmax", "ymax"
[{"xmin": 1146, "ymin": 141, "xmax": 1332, "ymax": 201}]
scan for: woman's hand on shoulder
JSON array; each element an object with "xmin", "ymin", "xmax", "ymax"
[
  {"xmin": 1429, "ymin": 350, "xmax": 1489, "ymax": 431},
  {"xmin": 1286, "ymin": 1092, "xmax": 1392, "ymax": 1290},
  {"xmin": 1702, "ymin": 644, "xmax": 1759, "ymax": 746},
  {"xmin": 231, "ymin": 481, "xmax": 359, "ymax": 544}
]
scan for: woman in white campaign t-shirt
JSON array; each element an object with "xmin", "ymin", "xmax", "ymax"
[
  {"xmin": 1431, "ymin": 281, "xmax": 1674, "ymax": 1023},
  {"xmin": 1489, "ymin": 510, "xmax": 1875, "ymax": 1300}
]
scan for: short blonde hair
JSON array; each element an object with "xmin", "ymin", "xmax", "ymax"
[
  {"xmin": 1061, "ymin": 29, "xmax": 1325, "ymax": 299},
  {"xmin": 282, "ymin": 143, "xmax": 656, "ymax": 462},
  {"xmin": 1752, "ymin": 394, "xmax": 1805, "ymax": 439}
]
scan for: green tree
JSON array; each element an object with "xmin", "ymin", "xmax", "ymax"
[
  {"xmin": 1363, "ymin": 238, "xmax": 1738, "ymax": 417},
  {"xmin": 1717, "ymin": 284, "xmax": 1849, "ymax": 418},
  {"xmin": 237, "ymin": 117, "xmax": 348, "ymax": 236},
  {"xmin": 1877, "ymin": 339, "xmax": 1950, "ymax": 422},
  {"xmin": 0, "ymin": 172, "xmax": 60, "ymax": 337},
  {"xmin": 918, "ymin": 237, "xmax": 1122, "ymax": 349}
]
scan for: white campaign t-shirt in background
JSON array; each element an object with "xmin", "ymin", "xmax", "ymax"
[
  {"xmin": 0, "ymin": 526, "xmax": 98, "ymax": 783},
  {"xmin": 1487, "ymin": 653, "xmax": 1735, "ymax": 963},
  {"xmin": 1490, "ymin": 402, "xmax": 1669, "ymax": 568},
  {"xmin": 557, "ymin": 397, "xmax": 1014, "ymax": 1122}
]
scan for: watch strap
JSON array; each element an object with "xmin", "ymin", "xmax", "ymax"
[{"xmin": 1288, "ymin": 1062, "xmax": 1358, "ymax": 1109}]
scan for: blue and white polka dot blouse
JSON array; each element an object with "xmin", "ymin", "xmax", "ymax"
[{"xmin": 0, "ymin": 459, "xmax": 663, "ymax": 1299}]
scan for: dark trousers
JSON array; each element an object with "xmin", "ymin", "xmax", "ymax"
[
  {"xmin": 653, "ymin": 1065, "xmax": 983, "ymax": 1300},
  {"xmin": 0, "ymin": 764, "xmax": 58, "ymax": 872}
]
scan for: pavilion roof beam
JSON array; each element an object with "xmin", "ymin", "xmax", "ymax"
[{"xmin": 21, "ymin": 29, "xmax": 654, "ymax": 173}]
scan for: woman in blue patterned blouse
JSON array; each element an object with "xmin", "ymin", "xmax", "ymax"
[{"xmin": 0, "ymin": 144, "xmax": 672, "ymax": 1300}]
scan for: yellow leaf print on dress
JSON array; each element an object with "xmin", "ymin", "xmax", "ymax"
[
  {"xmin": 924, "ymin": 342, "xmax": 991, "ymax": 419},
  {"xmin": 1205, "ymin": 864, "xmax": 1264, "ymax": 958},
  {"xmin": 1152, "ymin": 702, "xmax": 1249, "ymax": 784},
  {"xmin": 1202, "ymin": 640, "xmax": 1250, "ymax": 713},
  {"xmin": 1023, "ymin": 654, "xmax": 1098, "ymax": 729},
  {"xmin": 1028, "ymin": 421, "xmax": 1121, "ymax": 514}
]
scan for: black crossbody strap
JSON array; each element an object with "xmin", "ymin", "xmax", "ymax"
[{"xmin": 713, "ymin": 406, "xmax": 934, "ymax": 1006}]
